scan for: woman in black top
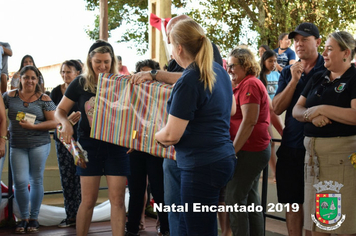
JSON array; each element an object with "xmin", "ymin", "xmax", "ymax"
[
  {"xmin": 55, "ymin": 40, "xmax": 130, "ymax": 236},
  {"xmin": 293, "ymin": 31, "xmax": 356, "ymax": 234},
  {"xmin": 50, "ymin": 60, "xmax": 82, "ymax": 228}
]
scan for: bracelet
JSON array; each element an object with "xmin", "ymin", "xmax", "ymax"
[
  {"xmin": 303, "ymin": 109, "xmax": 309, "ymax": 122},
  {"xmin": 0, "ymin": 136, "xmax": 8, "ymax": 140}
]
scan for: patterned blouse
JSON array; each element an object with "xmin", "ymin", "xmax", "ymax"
[{"xmin": 3, "ymin": 90, "xmax": 56, "ymax": 148}]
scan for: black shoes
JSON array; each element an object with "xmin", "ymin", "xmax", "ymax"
[{"xmin": 58, "ymin": 219, "xmax": 76, "ymax": 228}]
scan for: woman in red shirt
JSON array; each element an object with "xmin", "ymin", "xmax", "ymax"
[{"xmin": 225, "ymin": 47, "xmax": 271, "ymax": 236}]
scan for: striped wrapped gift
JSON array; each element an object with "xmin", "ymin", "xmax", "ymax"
[{"xmin": 90, "ymin": 73, "xmax": 176, "ymax": 160}]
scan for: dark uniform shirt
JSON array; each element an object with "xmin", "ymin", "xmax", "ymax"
[
  {"xmin": 275, "ymin": 54, "xmax": 326, "ymax": 149},
  {"xmin": 302, "ymin": 65, "xmax": 356, "ymax": 137}
]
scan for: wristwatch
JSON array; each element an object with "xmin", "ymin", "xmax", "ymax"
[{"xmin": 150, "ymin": 70, "xmax": 158, "ymax": 80}]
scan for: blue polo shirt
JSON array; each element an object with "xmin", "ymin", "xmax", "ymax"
[
  {"xmin": 275, "ymin": 54, "xmax": 325, "ymax": 149},
  {"xmin": 167, "ymin": 62, "xmax": 235, "ymax": 169}
]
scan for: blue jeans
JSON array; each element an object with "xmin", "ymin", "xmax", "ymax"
[
  {"xmin": 10, "ymin": 143, "xmax": 51, "ymax": 219},
  {"xmin": 0, "ymin": 145, "xmax": 6, "ymax": 203},
  {"xmin": 163, "ymin": 158, "xmax": 181, "ymax": 236},
  {"xmin": 180, "ymin": 155, "xmax": 236, "ymax": 236}
]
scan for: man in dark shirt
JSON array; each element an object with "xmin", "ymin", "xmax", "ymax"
[{"xmin": 272, "ymin": 22, "xmax": 326, "ymax": 236}]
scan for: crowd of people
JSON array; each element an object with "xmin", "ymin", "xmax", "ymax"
[{"xmin": 1, "ymin": 16, "xmax": 356, "ymax": 236}]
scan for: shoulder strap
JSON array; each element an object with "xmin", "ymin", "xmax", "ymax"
[{"xmin": 39, "ymin": 93, "xmax": 45, "ymax": 100}]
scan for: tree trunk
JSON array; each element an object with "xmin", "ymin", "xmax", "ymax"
[{"xmin": 99, "ymin": 0, "xmax": 108, "ymax": 41}]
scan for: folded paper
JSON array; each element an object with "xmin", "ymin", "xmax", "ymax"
[{"xmin": 16, "ymin": 111, "xmax": 36, "ymax": 124}]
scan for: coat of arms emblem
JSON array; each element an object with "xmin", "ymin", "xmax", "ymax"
[
  {"xmin": 311, "ymin": 181, "xmax": 346, "ymax": 230},
  {"xmin": 335, "ymin": 83, "xmax": 346, "ymax": 93}
]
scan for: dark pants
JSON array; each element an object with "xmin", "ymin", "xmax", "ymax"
[
  {"xmin": 225, "ymin": 145, "xmax": 271, "ymax": 236},
  {"xmin": 180, "ymin": 155, "xmax": 236, "ymax": 236},
  {"xmin": 126, "ymin": 151, "xmax": 169, "ymax": 234},
  {"xmin": 275, "ymin": 144, "xmax": 305, "ymax": 204},
  {"xmin": 55, "ymin": 140, "xmax": 81, "ymax": 219}
]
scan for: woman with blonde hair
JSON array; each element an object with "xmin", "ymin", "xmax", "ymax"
[
  {"xmin": 225, "ymin": 47, "xmax": 271, "ymax": 236},
  {"xmin": 155, "ymin": 19, "xmax": 236, "ymax": 235},
  {"xmin": 293, "ymin": 31, "xmax": 356, "ymax": 235},
  {"xmin": 55, "ymin": 40, "xmax": 129, "ymax": 236}
]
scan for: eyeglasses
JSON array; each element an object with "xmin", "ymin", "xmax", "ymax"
[
  {"xmin": 315, "ymin": 79, "xmax": 334, "ymax": 97},
  {"xmin": 227, "ymin": 63, "xmax": 238, "ymax": 70}
]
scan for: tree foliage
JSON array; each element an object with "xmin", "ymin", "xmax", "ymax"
[
  {"xmin": 189, "ymin": 0, "xmax": 356, "ymax": 55},
  {"xmin": 85, "ymin": 0, "xmax": 356, "ymax": 56},
  {"xmin": 85, "ymin": 0, "xmax": 185, "ymax": 54}
]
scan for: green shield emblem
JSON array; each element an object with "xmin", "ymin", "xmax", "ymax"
[
  {"xmin": 315, "ymin": 193, "xmax": 341, "ymax": 224},
  {"xmin": 335, "ymin": 83, "xmax": 346, "ymax": 93},
  {"xmin": 319, "ymin": 197, "xmax": 338, "ymax": 220}
]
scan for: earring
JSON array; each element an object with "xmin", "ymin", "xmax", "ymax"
[{"xmin": 343, "ymin": 58, "xmax": 346, "ymax": 62}]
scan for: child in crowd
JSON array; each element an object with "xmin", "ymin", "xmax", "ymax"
[{"xmin": 259, "ymin": 50, "xmax": 284, "ymax": 182}]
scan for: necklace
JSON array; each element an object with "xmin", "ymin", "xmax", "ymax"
[
  {"xmin": 19, "ymin": 91, "xmax": 38, "ymax": 108},
  {"xmin": 279, "ymin": 47, "xmax": 288, "ymax": 50}
]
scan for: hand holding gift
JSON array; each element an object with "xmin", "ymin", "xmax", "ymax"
[
  {"xmin": 90, "ymin": 74, "xmax": 176, "ymax": 160},
  {"xmin": 57, "ymin": 124, "xmax": 88, "ymax": 168}
]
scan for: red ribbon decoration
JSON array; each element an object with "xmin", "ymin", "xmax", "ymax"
[{"xmin": 149, "ymin": 13, "xmax": 171, "ymax": 31}]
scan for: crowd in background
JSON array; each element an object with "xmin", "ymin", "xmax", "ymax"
[{"xmin": 1, "ymin": 16, "xmax": 356, "ymax": 236}]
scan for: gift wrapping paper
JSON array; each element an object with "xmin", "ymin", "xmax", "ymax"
[
  {"xmin": 90, "ymin": 73, "xmax": 176, "ymax": 160},
  {"xmin": 56, "ymin": 124, "xmax": 88, "ymax": 168}
]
